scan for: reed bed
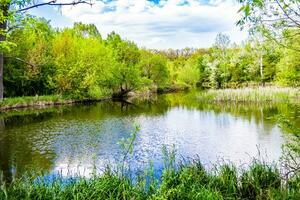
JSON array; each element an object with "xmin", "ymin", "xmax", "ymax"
[{"xmin": 197, "ymin": 87, "xmax": 300, "ymax": 103}]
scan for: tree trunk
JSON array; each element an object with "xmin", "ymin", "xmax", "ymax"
[
  {"xmin": 0, "ymin": 53, "xmax": 3, "ymax": 100},
  {"xmin": 260, "ymin": 53, "xmax": 264, "ymax": 86},
  {"xmin": 0, "ymin": 4, "xmax": 8, "ymax": 101}
]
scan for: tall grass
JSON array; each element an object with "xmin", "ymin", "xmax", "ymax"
[
  {"xmin": 0, "ymin": 160, "xmax": 299, "ymax": 200},
  {"xmin": 197, "ymin": 87, "xmax": 300, "ymax": 103},
  {"xmin": 0, "ymin": 95, "xmax": 111, "ymax": 111},
  {"xmin": 0, "ymin": 95, "xmax": 67, "ymax": 109}
]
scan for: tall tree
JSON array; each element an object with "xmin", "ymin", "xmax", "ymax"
[{"xmin": 0, "ymin": 0, "xmax": 91, "ymax": 100}]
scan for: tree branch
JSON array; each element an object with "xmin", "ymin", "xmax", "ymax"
[
  {"xmin": 16, "ymin": 0, "xmax": 93, "ymax": 12},
  {"xmin": 275, "ymin": 0, "xmax": 300, "ymax": 27},
  {"xmin": 5, "ymin": 56, "xmax": 35, "ymax": 67},
  {"xmin": 282, "ymin": 0, "xmax": 300, "ymax": 18}
]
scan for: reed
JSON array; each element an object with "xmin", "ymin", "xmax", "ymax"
[{"xmin": 197, "ymin": 87, "xmax": 300, "ymax": 103}]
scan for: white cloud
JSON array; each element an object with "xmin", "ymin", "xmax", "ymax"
[{"xmin": 35, "ymin": 0, "xmax": 248, "ymax": 49}]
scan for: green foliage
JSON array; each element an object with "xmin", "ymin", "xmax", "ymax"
[
  {"xmin": 52, "ymin": 27, "xmax": 112, "ymax": 98},
  {"xmin": 4, "ymin": 17, "xmax": 55, "ymax": 96},
  {"xmin": 197, "ymin": 87, "xmax": 300, "ymax": 103},
  {"xmin": 2, "ymin": 16, "xmax": 300, "ymax": 100},
  {"xmin": 277, "ymin": 114, "xmax": 300, "ymax": 182},
  {"xmin": 105, "ymin": 32, "xmax": 142, "ymax": 96},
  {"xmin": 276, "ymin": 30, "xmax": 300, "ymax": 87},
  {"xmin": 139, "ymin": 49, "xmax": 170, "ymax": 89},
  {"xmin": 176, "ymin": 58, "xmax": 199, "ymax": 87},
  {"xmin": 1, "ymin": 161, "xmax": 298, "ymax": 200},
  {"xmin": 240, "ymin": 162, "xmax": 281, "ymax": 199}
]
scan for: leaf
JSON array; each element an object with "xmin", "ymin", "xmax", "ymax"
[
  {"xmin": 238, "ymin": 5, "xmax": 245, "ymax": 13},
  {"xmin": 244, "ymin": 5, "xmax": 251, "ymax": 17}
]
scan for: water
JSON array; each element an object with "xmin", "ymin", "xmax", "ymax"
[{"xmin": 0, "ymin": 91, "xmax": 298, "ymax": 182}]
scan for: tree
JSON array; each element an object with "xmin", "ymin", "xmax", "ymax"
[
  {"xmin": 105, "ymin": 32, "xmax": 142, "ymax": 97},
  {"xmin": 238, "ymin": 0, "xmax": 300, "ymax": 50},
  {"xmin": 52, "ymin": 25, "xmax": 113, "ymax": 98},
  {"xmin": 209, "ymin": 33, "xmax": 231, "ymax": 88},
  {"xmin": 139, "ymin": 49, "xmax": 169, "ymax": 89},
  {"xmin": 196, "ymin": 55, "xmax": 210, "ymax": 88},
  {"xmin": 276, "ymin": 29, "xmax": 300, "ymax": 86},
  {"xmin": 5, "ymin": 17, "xmax": 55, "ymax": 96},
  {"xmin": 0, "ymin": 0, "xmax": 91, "ymax": 100},
  {"xmin": 73, "ymin": 22, "xmax": 101, "ymax": 38},
  {"xmin": 177, "ymin": 58, "xmax": 200, "ymax": 87}
]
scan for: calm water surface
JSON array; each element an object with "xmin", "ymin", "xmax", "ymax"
[{"xmin": 0, "ymin": 91, "xmax": 298, "ymax": 182}]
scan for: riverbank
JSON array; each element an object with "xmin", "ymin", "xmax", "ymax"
[
  {"xmin": 1, "ymin": 160, "xmax": 299, "ymax": 199},
  {"xmin": 1, "ymin": 86, "xmax": 299, "ymax": 111},
  {"xmin": 0, "ymin": 85, "xmax": 189, "ymax": 111},
  {"xmin": 0, "ymin": 95, "xmax": 112, "ymax": 111}
]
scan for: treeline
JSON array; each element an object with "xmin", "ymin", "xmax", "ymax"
[{"xmin": 4, "ymin": 17, "xmax": 300, "ymax": 98}]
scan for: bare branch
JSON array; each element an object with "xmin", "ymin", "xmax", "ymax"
[{"xmin": 16, "ymin": 0, "xmax": 93, "ymax": 13}]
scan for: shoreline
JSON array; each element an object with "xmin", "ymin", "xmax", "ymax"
[
  {"xmin": 0, "ymin": 86, "xmax": 189, "ymax": 112},
  {"xmin": 1, "ymin": 86, "xmax": 299, "ymax": 111},
  {"xmin": 0, "ymin": 96, "xmax": 112, "ymax": 111}
]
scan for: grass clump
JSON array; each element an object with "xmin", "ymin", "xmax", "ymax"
[
  {"xmin": 0, "ymin": 171, "xmax": 147, "ymax": 200},
  {"xmin": 0, "ymin": 95, "xmax": 65, "ymax": 108},
  {"xmin": 0, "ymin": 94, "xmax": 109, "ymax": 110},
  {"xmin": 197, "ymin": 87, "xmax": 300, "ymax": 103},
  {"xmin": 1, "ymin": 161, "xmax": 299, "ymax": 200}
]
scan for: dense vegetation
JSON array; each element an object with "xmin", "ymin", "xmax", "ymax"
[
  {"xmin": 1, "ymin": 17, "xmax": 299, "ymax": 100},
  {"xmin": 1, "ymin": 160, "xmax": 299, "ymax": 200},
  {"xmin": 196, "ymin": 87, "xmax": 300, "ymax": 103},
  {"xmin": 0, "ymin": 0, "xmax": 299, "ymax": 199},
  {"xmin": 0, "ymin": 0, "xmax": 299, "ymax": 102}
]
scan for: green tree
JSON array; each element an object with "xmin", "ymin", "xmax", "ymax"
[
  {"xmin": 4, "ymin": 17, "xmax": 54, "ymax": 96},
  {"xmin": 53, "ymin": 25, "xmax": 113, "ymax": 98},
  {"xmin": 105, "ymin": 32, "xmax": 142, "ymax": 97},
  {"xmin": 139, "ymin": 49, "xmax": 169, "ymax": 89},
  {"xmin": 0, "ymin": 0, "xmax": 91, "ymax": 100},
  {"xmin": 276, "ymin": 30, "xmax": 300, "ymax": 86},
  {"xmin": 177, "ymin": 58, "xmax": 200, "ymax": 87},
  {"xmin": 208, "ymin": 33, "xmax": 231, "ymax": 88}
]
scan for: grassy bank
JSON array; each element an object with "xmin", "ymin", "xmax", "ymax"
[
  {"xmin": 0, "ymin": 95, "xmax": 111, "ymax": 111},
  {"xmin": 0, "ymin": 161, "xmax": 299, "ymax": 200},
  {"xmin": 0, "ymin": 85, "xmax": 188, "ymax": 111},
  {"xmin": 197, "ymin": 87, "xmax": 300, "ymax": 103}
]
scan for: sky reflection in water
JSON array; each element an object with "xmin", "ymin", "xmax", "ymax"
[{"xmin": 0, "ymin": 91, "xmax": 295, "ymax": 182}]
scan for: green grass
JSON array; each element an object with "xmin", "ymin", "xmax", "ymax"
[
  {"xmin": 0, "ymin": 95, "xmax": 110, "ymax": 110},
  {"xmin": 1, "ymin": 161, "xmax": 299, "ymax": 200},
  {"xmin": 0, "ymin": 95, "xmax": 66, "ymax": 107},
  {"xmin": 197, "ymin": 87, "xmax": 300, "ymax": 103}
]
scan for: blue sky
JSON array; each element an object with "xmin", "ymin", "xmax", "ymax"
[{"xmin": 29, "ymin": 0, "xmax": 248, "ymax": 49}]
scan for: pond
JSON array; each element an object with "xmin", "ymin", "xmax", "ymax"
[{"xmin": 0, "ymin": 91, "xmax": 298, "ymax": 182}]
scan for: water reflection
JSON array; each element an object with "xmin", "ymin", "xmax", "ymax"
[{"xmin": 0, "ymin": 91, "xmax": 298, "ymax": 182}]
